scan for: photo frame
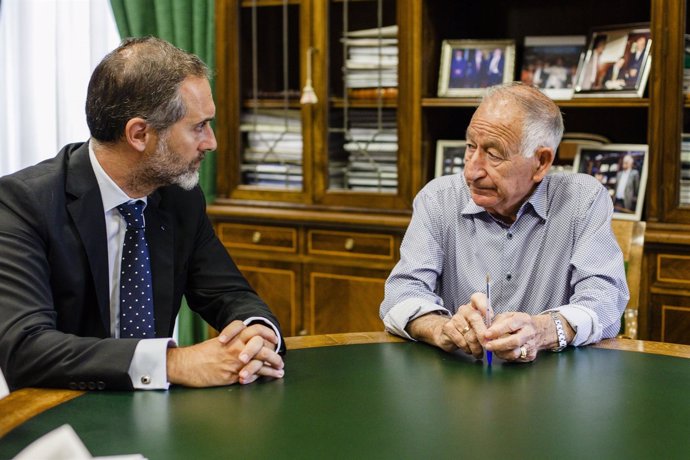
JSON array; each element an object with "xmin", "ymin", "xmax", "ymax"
[
  {"xmin": 520, "ymin": 35, "xmax": 587, "ymax": 100},
  {"xmin": 435, "ymin": 140, "xmax": 467, "ymax": 177},
  {"xmin": 438, "ymin": 39, "xmax": 516, "ymax": 97},
  {"xmin": 573, "ymin": 23, "xmax": 651, "ymax": 98},
  {"xmin": 572, "ymin": 144, "xmax": 648, "ymax": 221}
]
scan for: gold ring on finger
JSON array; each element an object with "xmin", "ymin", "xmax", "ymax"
[{"xmin": 519, "ymin": 345, "xmax": 528, "ymax": 360}]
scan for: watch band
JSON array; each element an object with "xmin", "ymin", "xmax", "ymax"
[{"xmin": 550, "ymin": 312, "xmax": 567, "ymax": 352}]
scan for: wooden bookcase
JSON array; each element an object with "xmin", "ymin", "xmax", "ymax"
[{"xmin": 210, "ymin": 0, "xmax": 690, "ymax": 344}]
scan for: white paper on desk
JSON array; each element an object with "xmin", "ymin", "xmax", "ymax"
[
  {"xmin": 0, "ymin": 367, "xmax": 9, "ymax": 399},
  {"xmin": 13, "ymin": 424, "xmax": 147, "ymax": 460}
]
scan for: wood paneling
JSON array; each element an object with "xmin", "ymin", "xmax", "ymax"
[
  {"xmin": 661, "ymin": 305, "xmax": 690, "ymax": 344},
  {"xmin": 308, "ymin": 270, "xmax": 387, "ymax": 335},
  {"xmin": 657, "ymin": 254, "xmax": 690, "ymax": 285},
  {"xmin": 237, "ymin": 262, "xmax": 300, "ymax": 337}
]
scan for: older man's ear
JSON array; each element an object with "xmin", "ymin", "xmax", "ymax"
[{"xmin": 533, "ymin": 147, "xmax": 555, "ymax": 181}]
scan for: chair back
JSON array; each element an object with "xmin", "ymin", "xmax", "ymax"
[{"xmin": 610, "ymin": 220, "xmax": 645, "ymax": 339}]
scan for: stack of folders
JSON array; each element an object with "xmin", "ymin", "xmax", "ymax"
[
  {"xmin": 239, "ymin": 110, "xmax": 303, "ymax": 189},
  {"xmin": 342, "ymin": 25, "xmax": 398, "ymax": 98},
  {"xmin": 681, "ymin": 133, "xmax": 690, "ymax": 204},
  {"xmin": 344, "ymin": 109, "xmax": 398, "ymax": 193}
]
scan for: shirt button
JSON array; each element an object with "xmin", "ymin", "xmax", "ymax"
[
  {"xmin": 507, "ymin": 232, "xmax": 513, "ymax": 239},
  {"xmin": 506, "ymin": 273, "xmax": 512, "ymax": 281},
  {"xmin": 141, "ymin": 375, "xmax": 152, "ymax": 385}
]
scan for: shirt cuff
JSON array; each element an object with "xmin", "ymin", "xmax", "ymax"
[
  {"xmin": 382, "ymin": 297, "xmax": 449, "ymax": 340},
  {"xmin": 128, "ymin": 338, "xmax": 176, "ymax": 390},
  {"xmin": 244, "ymin": 316, "xmax": 283, "ymax": 352},
  {"xmin": 543, "ymin": 305, "xmax": 602, "ymax": 346}
]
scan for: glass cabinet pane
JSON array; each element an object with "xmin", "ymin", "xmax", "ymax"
[
  {"xmin": 237, "ymin": 2, "xmax": 304, "ymax": 191},
  {"xmin": 326, "ymin": 0, "xmax": 399, "ymax": 193}
]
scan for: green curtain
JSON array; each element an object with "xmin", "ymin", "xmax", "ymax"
[{"xmin": 109, "ymin": 0, "xmax": 216, "ymax": 346}]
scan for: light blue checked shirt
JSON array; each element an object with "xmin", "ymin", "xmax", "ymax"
[{"xmin": 380, "ymin": 172, "xmax": 629, "ymax": 346}]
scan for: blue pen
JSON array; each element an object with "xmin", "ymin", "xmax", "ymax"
[{"xmin": 486, "ymin": 274, "xmax": 493, "ymax": 366}]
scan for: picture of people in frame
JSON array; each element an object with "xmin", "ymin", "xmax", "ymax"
[
  {"xmin": 435, "ymin": 141, "xmax": 466, "ymax": 177},
  {"xmin": 520, "ymin": 36, "xmax": 586, "ymax": 100},
  {"xmin": 574, "ymin": 146, "xmax": 648, "ymax": 220},
  {"xmin": 449, "ymin": 47, "xmax": 505, "ymax": 89},
  {"xmin": 438, "ymin": 39, "xmax": 515, "ymax": 97},
  {"xmin": 574, "ymin": 24, "xmax": 651, "ymax": 97}
]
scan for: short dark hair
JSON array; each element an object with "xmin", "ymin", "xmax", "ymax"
[{"xmin": 85, "ymin": 36, "xmax": 210, "ymax": 142}]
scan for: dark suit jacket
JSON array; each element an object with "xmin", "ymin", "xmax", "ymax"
[{"xmin": 0, "ymin": 142, "xmax": 283, "ymax": 391}]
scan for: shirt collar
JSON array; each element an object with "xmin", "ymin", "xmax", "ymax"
[
  {"xmin": 461, "ymin": 177, "xmax": 549, "ymax": 222},
  {"xmin": 89, "ymin": 141, "xmax": 147, "ymax": 212}
]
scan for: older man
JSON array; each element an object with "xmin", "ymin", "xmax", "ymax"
[
  {"xmin": 0, "ymin": 37, "xmax": 285, "ymax": 391},
  {"xmin": 380, "ymin": 82, "xmax": 628, "ymax": 362}
]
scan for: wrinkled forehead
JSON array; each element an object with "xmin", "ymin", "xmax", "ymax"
[{"xmin": 470, "ymin": 98, "xmax": 523, "ymax": 133}]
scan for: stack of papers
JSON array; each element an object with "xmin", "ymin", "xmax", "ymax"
[
  {"xmin": 240, "ymin": 110, "xmax": 303, "ymax": 190},
  {"xmin": 12, "ymin": 424, "xmax": 146, "ymax": 460},
  {"xmin": 342, "ymin": 109, "xmax": 398, "ymax": 193},
  {"xmin": 342, "ymin": 25, "xmax": 398, "ymax": 91}
]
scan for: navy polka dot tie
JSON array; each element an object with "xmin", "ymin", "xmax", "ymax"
[{"xmin": 117, "ymin": 201, "xmax": 155, "ymax": 338}]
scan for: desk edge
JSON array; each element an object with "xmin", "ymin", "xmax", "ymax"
[
  {"xmin": 0, "ymin": 388, "xmax": 83, "ymax": 438},
  {"xmin": 285, "ymin": 331, "xmax": 405, "ymax": 349}
]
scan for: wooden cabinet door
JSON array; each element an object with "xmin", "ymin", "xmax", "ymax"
[
  {"xmin": 235, "ymin": 257, "xmax": 302, "ymax": 338},
  {"xmin": 304, "ymin": 264, "xmax": 389, "ymax": 335}
]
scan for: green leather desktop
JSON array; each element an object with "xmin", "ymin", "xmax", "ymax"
[{"xmin": 1, "ymin": 336, "xmax": 689, "ymax": 459}]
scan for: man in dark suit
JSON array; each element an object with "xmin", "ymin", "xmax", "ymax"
[
  {"xmin": 624, "ymin": 35, "xmax": 648, "ymax": 88},
  {"xmin": 0, "ymin": 37, "xmax": 285, "ymax": 391}
]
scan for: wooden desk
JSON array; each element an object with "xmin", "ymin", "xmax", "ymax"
[{"xmin": 1, "ymin": 334, "xmax": 689, "ymax": 459}]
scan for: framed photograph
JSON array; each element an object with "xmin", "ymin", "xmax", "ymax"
[
  {"xmin": 435, "ymin": 140, "xmax": 467, "ymax": 177},
  {"xmin": 573, "ymin": 23, "xmax": 651, "ymax": 98},
  {"xmin": 520, "ymin": 35, "xmax": 587, "ymax": 100},
  {"xmin": 573, "ymin": 144, "xmax": 649, "ymax": 221},
  {"xmin": 438, "ymin": 39, "xmax": 516, "ymax": 97}
]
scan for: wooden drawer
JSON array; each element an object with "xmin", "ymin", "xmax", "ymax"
[
  {"xmin": 656, "ymin": 254, "xmax": 690, "ymax": 286},
  {"xmin": 307, "ymin": 229, "xmax": 395, "ymax": 260},
  {"xmin": 217, "ymin": 223, "xmax": 297, "ymax": 253}
]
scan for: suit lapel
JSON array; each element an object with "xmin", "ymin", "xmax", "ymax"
[
  {"xmin": 145, "ymin": 192, "xmax": 175, "ymax": 337},
  {"xmin": 65, "ymin": 143, "xmax": 111, "ymax": 333}
]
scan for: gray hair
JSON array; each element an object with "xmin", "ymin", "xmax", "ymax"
[{"xmin": 482, "ymin": 82, "xmax": 564, "ymax": 158}]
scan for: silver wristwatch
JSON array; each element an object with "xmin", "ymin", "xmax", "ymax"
[{"xmin": 550, "ymin": 312, "xmax": 567, "ymax": 352}]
